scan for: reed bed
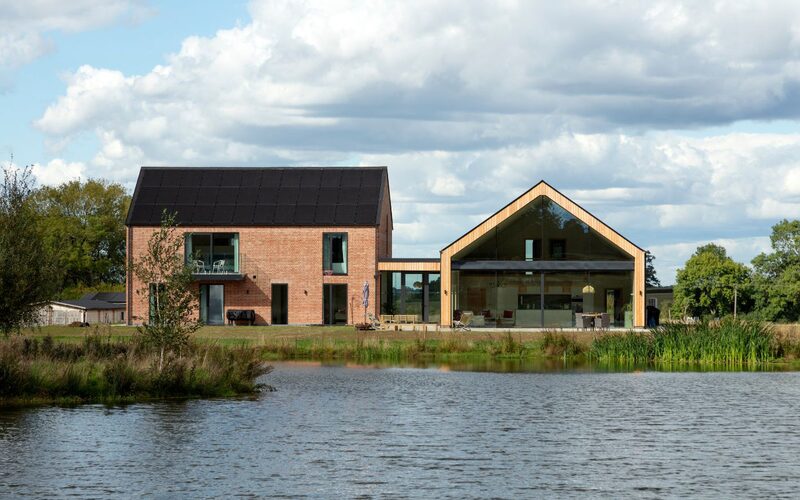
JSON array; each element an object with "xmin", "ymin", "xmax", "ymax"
[
  {"xmin": 590, "ymin": 319, "xmax": 778, "ymax": 365},
  {"xmin": 252, "ymin": 331, "xmax": 537, "ymax": 361},
  {"xmin": 0, "ymin": 333, "xmax": 272, "ymax": 405}
]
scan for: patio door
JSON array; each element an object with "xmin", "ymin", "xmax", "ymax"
[
  {"xmin": 323, "ymin": 284, "xmax": 348, "ymax": 325},
  {"xmin": 200, "ymin": 284, "xmax": 225, "ymax": 325},
  {"xmin": 271, "ymin": 284, "xmax": 288, "ymax": 325}
]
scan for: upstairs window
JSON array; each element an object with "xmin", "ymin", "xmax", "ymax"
[
  {"xmin": 549, "ymin": 239, "xmax": 566, "ymax": 259},
  {"xmin": 524, "ymin": 239, "xmax": 541, "ymax": 261},
  {"xmin": 185, "ymin": 233, "xmax": 239, "ymax": 273},
  {"xmin": 323, "ymin": 233, "xmax": 348, "ymax": 275}
]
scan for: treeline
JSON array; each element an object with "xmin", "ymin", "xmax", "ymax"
[
  {"xmin": 672, "ymin": 220, "xmax": 800, "ymax": 322},
  {"xmin": 0, "ymin": 165, "xmax": 129, "ymax": 333}
]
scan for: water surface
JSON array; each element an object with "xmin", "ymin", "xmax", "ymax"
[{"xmin": 2, "ymin": 362, "xmax": 800, "ymax": 498}]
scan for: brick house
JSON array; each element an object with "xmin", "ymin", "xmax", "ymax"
[
  {"xmin": 126, "ymin": 167, "xmax": 645, "ymax": 328},
  {"xmin": 126, "ymin": 167, "xmax": 392, "ymax": 326}
]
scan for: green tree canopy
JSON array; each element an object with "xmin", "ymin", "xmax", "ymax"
[
  {"xmin": 751, "ymin": 219, "xmax": 800, "ymax": 321},
  {"xmin": 0, "ymin": 165, "xmax": 61, "ymax": 334},
  {"xmin": 34, "ymin": 179, "xmax": 130, "ymax": 292},
  {"xmin": 645, "ymin": 250, "xmax": 661, "ymax": 288},
  {"xmin": 672, "ymin": 243, "xmax": 751, "ymax": 319}
]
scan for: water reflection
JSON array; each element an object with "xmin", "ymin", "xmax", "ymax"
[{"xmin": 2, "ymin": 364, "xmax": 800, "ymax": 497}]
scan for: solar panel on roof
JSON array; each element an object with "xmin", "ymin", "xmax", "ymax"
[
  {"xmin": 212, "ymin": 205, "xmax": 234, "ymax": 224},
  {"xmin": 216, "ymin": 187, "xmax": 240, "ymax": 205},
  {"xmin": 334, "ymin": 205, "xmax": 356, "ymax": 223},
  {"xmin": 320, "ymin": 169, "xmax": 341, "ymax": 187},
  {"xmin": 237, "ymin": 187, "xmax": 259, "ymax": 204},
  {"xmin": 274, "ymin": 205, "xmax": 296, "ymax": 223},
  {"xmin": 297, "ymin": 188, "xmax": 319, "ymax": 205},
  {"xmin": 233, "ymin": 205, "xmax": 255, "ymax": 224},
  {"xmin": 358, "ymin": 187, "xmax": 379, "ymax": 203},
  {"xmin": 160, "ymin": 170, "xmax": 183, "ymax": 186},
  {"xmin": 196, "ymin": 187, "xmax": 218, "ymax": 205},
  {"xmin": 241, "ymin": 170, "xmax": 262, "ymax": 187},
  {"xmin": 137, "ymin": 188, "xmax": 157, "ymax": 204},
  {"xmin": 301, "ymin": 169, "xmax": 322, "ymax": 187},
  {"xmin": 175, "ymin": 187, "xmax": 198, "ymax": 204},
  {"xmin": 220, "ymin": 170, "xmax": 242, "ymax": 187},
  {"xmin": 339, "ymin": 170, "xmax": 362, "ymax": 187},
  {"xmin": 253, "ymin": 205, "xmax": 276, "ymax": 224},
  {"xmin": 201, "ymin": 171, "xmax": 222, "ymax": 187},
  {"xmin": 127, "ymin": 167, "xmax": 387, "ymax": 227},
  {"xmin": 295, "ymin": 205, "xmax": 316, "ymax": 224},
  {"xmin": 261, "ymin": 170, "xmax": 282, "ymax": 187},
  {"xmin": 193, "ymin": 206, "xmax": 214, "ymax": 224},
  {"xmin": 315, "ymin": 205, "xmax": 336, "ymax": 224},
  {"xmin": 361, "ymin": 170, "xmax": 382, "ymax": 187},
  {"xmin": 141, "ymin": 170, "xmax": 163, "ymax": 187},
  {"xmin": 338, "ymin": 188, "xmax": 360, "ymax": 204},
  {"xmin": 280, "ymin": 169, "xmax": 302, "ymax": 187},
  {"xmin": 257, "ymin": 188, "xmax": 279, "ymax": 204},
  {"xmin": 277, "ymin": 188, "xmax": 299, "ymax": 205},
  {"xmin": 157, "ymin": 187, "xmax": 179, "ymax": 204},
  {"xmin": 174, "ymin": 205, "xmax": 195, "ymax": 220},
  {"xmin": 356, "ymin": 205, "xmax": 376, "ymax": 224}
]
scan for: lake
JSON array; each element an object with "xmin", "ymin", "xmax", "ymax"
[{"xmin": 2, "ymin": 362, "xmax": 800, "ymax": 498}]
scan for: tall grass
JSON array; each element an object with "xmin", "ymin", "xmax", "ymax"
[
  {"xmin": 253, "ymin": 332, "xmax": 535, "ymax": 361},
  {"xmin": 590, "ymin": 318, "xmax": 777, "ymax": 366},
  {"xmin": 0, "ymin": 332, "xmax": 272, "ymax": 405}
]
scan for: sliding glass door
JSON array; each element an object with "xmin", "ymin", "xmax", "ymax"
[{"xmin": 200, "ymin": 284, "xmax": 225, "ymax": 325}]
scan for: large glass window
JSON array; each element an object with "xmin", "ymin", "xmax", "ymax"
[
  {"xmin": 185, "ymin": 233, "xmax": 239, "ymax": 273},
  {"xmin": 148, "ymin": 283, "xmax": 166, "ymax": 324},
  {"xmin": 453, "ymin": 196, "xmax": 632, "ymax": 262},
  {"xmin": 380, "ymin": 272, "xmax": 441, "ymax": 323},
  {"xmin": 323, "ymin": 233, "xmax": 348, "ymax": 275},
  {"xmin": 452, "ymin": 270, "xmax": 633, "ymax": 328}
]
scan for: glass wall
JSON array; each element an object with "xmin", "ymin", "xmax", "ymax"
[
  {"xmin": 453, "ymin": 271, "xmax": 633, "ymax": 328},
  {"xmin": 323, "ymin": 233, "xmax": 348, "ymax": 275},
  {"xmin": 185, "ymin": 233, "xmax": 239, "ymax": 273},
  {"xmin": 453, "ymin": 196, "xmax": 633, "ymax": 262},
  {"xmin": 380, "ymin": 272, "xmax": 441, "ymax": 323}
]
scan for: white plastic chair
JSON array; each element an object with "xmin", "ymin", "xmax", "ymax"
[{"xmin": 212, "ymin": 260, "xmax": 225, "ymax": 273}]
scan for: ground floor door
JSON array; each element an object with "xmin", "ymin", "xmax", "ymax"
[
  {"xmin": 200, "ymin": 284, "xmax": 225, "ymax": 325},
  {"xmin": 323, "ymin": 284, "xmax": 348, "ymax": 325},
  {"xmin": 605, "ymin": 288, "xmax": 622, "ymax": 326},
  {"xmin": 271, "ymin": 284, "xmax": 288, "ymax": 325}
]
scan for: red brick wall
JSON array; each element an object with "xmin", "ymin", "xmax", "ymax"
[{"xmin": 127, "ymin": 225, "xmax": 383, "ymax": 325}]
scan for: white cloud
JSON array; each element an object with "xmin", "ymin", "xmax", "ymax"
[
  {"xmin": 31, "ymin": 159, "xmax": 85, "ymax": 186},
  {"xmin": 0, "ymin": 1, "xmax": 151, "ymax": 84},
  {"xmin": 28, "ymin": 0, "xmax": 800, "ymax": 282}
]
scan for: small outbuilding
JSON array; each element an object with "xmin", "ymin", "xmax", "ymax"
[{"xmin": 38, "ymin": 292, "xmax": 126, "ymax": 326}]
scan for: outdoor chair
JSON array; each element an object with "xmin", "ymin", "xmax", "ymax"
[
  {"xmin": 194, "ymin": 260, "xmax": 206, "ymax": 273},
  {"xmin": 367, "ymin": 313, "xmax": 383, "ymax": 330},
  {"xmin": 453, "ymin": 311, "xmax": 474, "ymax": 331},
  {"xmin": 212, "ymin": 260, "xmax": 225, "ymax": 273}
]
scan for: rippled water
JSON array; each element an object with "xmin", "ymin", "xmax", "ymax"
[{"xmin": 2, "ymin": 363, "xmax": 800, "ymax": 498}]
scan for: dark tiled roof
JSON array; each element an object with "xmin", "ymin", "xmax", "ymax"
[
  {"xmin": 126, "ymin": 167, "xmax": 389, "ymax": 227},
  {"xmin": 81, "ymin": 292, "xmax": 126, "ymax": 303},
  {"xmin": 54, "ymin": 299, "xmax": 126, "ymax": 311}
]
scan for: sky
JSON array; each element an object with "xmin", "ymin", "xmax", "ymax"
[{"xmin": 3, "ymin": 0, "xmax": 800, "ymax": 284}]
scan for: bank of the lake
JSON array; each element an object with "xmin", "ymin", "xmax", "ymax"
[
  {"xmin": 0, "ymin": 333, "xmax": 272, "ymax": 407},
  {"xmin": 7, "ymin": 320, "xmax": 800, "ymax": 406}
]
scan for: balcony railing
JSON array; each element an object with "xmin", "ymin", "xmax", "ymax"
[{"xmin": 188, "ymin": 254, "xmax": 247, "ymax": 280}]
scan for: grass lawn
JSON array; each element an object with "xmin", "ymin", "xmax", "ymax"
[{"xmin": 19, "ymin": 324, "xmax": 603, "ymax": 346}]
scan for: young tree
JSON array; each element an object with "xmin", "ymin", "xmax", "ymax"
[
  {"xmin": 0, "ymin": 165, "xmax": 61, "ymax": 334},
  {"xmin": 132, "ymin": 211, "xmax": 200, "ymax": 370},
  {"xmin": 35, "ymin": 179, "xmax": 130, "ymax": 292},
  {"xmin": 672, "ymin": 243, "xmax": 751, "ymax": 319},
  {"xmin": 751, "ymin": 219, "xmax": 800, "ymax": 321},
  {"xmin": 645, "ymin": 250, "xmax": 661, "ymax": 288}
]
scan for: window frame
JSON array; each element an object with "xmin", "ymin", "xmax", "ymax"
[
  {"xmin": 322, "ymin": 232, "xmax": 349, "ymax": 275},
  {"xmin": 185, "ymin": 232, "xmax": 239, "ymax": 273}
]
